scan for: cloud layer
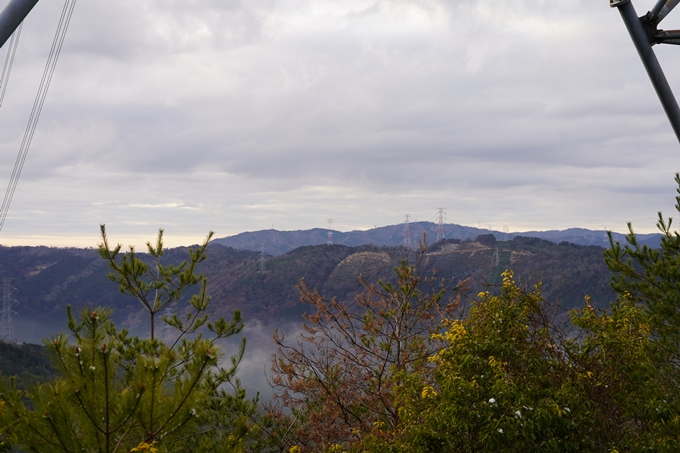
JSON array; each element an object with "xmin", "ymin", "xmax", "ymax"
[{"xmin": 0, "ymin": 0, "xmax": 677, "ymax": 247}]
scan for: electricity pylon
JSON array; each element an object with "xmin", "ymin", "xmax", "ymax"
[
  {"xmin": 610, "ymin": 0, "xmax": 680, "ymax": 143},
  {"xmin": 436, "ymin": 208, "xmax": 446, "ymax": 242},
  {"xmin": 326, "ymin": 219, "xmax": 334, "ymax": 245},
  {"xmin": 259, "ymin": 243, "xmax": 267, "ymax": 271},
  {"xmin": 403, "ymin": 214, "xmax": 411, "ymax": 249},
  {"xmin": 0, "ymin": 278, "xmax": 18, "ymax": 343}
]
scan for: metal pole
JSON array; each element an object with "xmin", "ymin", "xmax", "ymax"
[
  {"xmin": 0, "ymin": 0, "xmax": 38, "ymax": 49},
  {"xmin": 612, "ymin": 0, "xmax": 680, "ymax": 143},
  {"xmin": 650, "ymin": 0, "xmax": 680, "ymax": 24}
]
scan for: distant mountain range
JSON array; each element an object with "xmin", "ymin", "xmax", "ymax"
[
  {"xmin": 212, "ymin": 222, "xmax": 661, "ymax": 255},
  {"xmin": 0, "ymin": 222, "xmax": 662, "ymax": 345},
  {"xmin": 1, "ymin": 236, "xmax": 624, "ymax": 399},
  {"xmin": 4, "ymin": 235, "xmax": 617, "ymax": 344}
]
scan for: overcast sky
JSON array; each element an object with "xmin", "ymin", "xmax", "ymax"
[{"xmin": 0, "ymin": 0, "xmax": 677, "ymax": 248}]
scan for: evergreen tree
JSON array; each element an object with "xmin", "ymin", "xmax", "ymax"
[
  {"xmin": 0, "ymin": 227, "xmax": 260, "ymax": 452},
  {"xmin": 605, "ymin": 172, "xmax": 680, "ymax": 355}
]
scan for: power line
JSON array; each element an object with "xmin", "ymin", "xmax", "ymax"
[
  {"xmin": 208, "ymin": 260, "xmax": 258, "ymax": 300},
  {"xmin": 0, "ymin": 22, "xmax": 22, "ymax": 110},
  {"xmin": 206, "ymin": 258, "xmax": 256, "ymax": 290},
  {"xmin": 0, "ymin": 0, "xmax": 77, "ymax": 232}
]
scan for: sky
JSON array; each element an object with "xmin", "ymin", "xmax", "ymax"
[{"xmin": 0, "ymin": 0, "xmax": 678, "ymax": 248}]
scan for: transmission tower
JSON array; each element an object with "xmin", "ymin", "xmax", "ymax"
[
  {"xmin": 436, "ymin": 208, "xmax": 446, "ymax": 242},
  {"xmin": 0, "ymin": 278, "xmax": 18, "ymax": 343},
  {"xmin": 259, "ymin": 243, "xmax": 267, "ymax": 271},
  {"xmin": 403, "ymin": 214, "xmax": 411, "ymax": 249},
  {"xmin": 610, "ymin": 0, "xmax": 680, "ymax": 143},
  {"xmin": 493, "ymin": 247, "xmax": 500, "ymax": 267},
  {"xmin": 502, "ymin": 225, "xmax": 509, "ymax": 241},
  {"xmin": 326, "ymin": 219, "xmax": 334, "ymax": 245},
  {"xmin": 603, "ymin": 226, "xmax": 609, "ymax": 243}
]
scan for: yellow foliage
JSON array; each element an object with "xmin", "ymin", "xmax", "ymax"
[
  {"xmin": 130, "ymin": 441, "xmax": 158, "ymax": 453},
  {"xmin": 421, "ymin": 386, "xmax": 438, "ymax": 399},
  {"xmin": 444, "ymin": 321, "xmax": 466, "ymax": 343},
  {"xmin": 576, "ymin": 370, "xmax": 595, "ymax": 381},
  {"xmin": 488, "ymin": 356, "xmax": 507, "ymax": 374}
]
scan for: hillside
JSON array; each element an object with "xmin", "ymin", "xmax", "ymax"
[
  {"xmin": 2, "ymin": 235, "xmax": 616, "ymax": 343},
  {"xmin": 0, "ymin": 342, "xmax": 55, "ymax": 388}
]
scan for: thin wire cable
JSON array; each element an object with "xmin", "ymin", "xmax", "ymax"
[
  {"xmin": 209, "ymin": 264, "xmax": 257, "ymax": 300},
  {"xmin": 0, "ymin": 22, "xmax": 22, "ymax": 109},
  {"xmin": 0, "ymin": 0, "xmax": 77, "ymax": 231},
  {"xmin": 0, "ymin": 0, "xmax": 74, "ymax": 230},
  {"xmin": 2, "ymin": 0, "xmax": 76, "ymax": 225},
  {"xmin": 206, "ymin": 257, "xmax": 259, "ymax": 290},
  {"xmin": 208, "ymin": 260, "xmax": 258, "ymax": 300}
]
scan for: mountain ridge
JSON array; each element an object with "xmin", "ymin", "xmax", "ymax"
[
  {"xmin": 3, "ymin": 235, "xmax": 617, "ymax": 344},
  {"xmin": 212, "ymin": 222, "xmax": 661, "ymax": 255}
]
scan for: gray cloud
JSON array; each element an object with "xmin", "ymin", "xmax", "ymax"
[{"xmin": 0, "ymin": 0, "xmax": 676, "ymax": 248}]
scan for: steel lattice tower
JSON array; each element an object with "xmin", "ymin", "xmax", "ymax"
[
  {"xmin": 327, "ymin": 219, "xmax": 334, "ymax": 245},
  {"xmin": 259, "ymin": 243, "xmax": 267, "ymax": 271},
  {"xmin": 436, "ymin": 208, "xmax": 446, "ymax": 242},
  {"xmin": 0, "ymin": 278, "xmax": 18, "ymax": 343},
  {"xmin": 403, "ymin": 214, "xmax": 411, "ymax": 249}
]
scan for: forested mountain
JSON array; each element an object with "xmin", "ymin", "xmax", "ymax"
[
  {"xmin": 0, "ymin": 342, "xmax": 55, "ymax": 389},
  {"xmin": 3, "ymin": 235, "xmax": 615, "ymax": 343},
  {"xmin": 212, "ymin": 222, "xmax": 661, "ymax": 255},
  {"xmin": 0, "ymin": 234, "xmax": 668, "ymax": 453}
]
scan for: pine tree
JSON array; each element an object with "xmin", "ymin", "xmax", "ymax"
[
  {"xmin": 0, "ymin": 227, "xmax": 259, "ymax": 452},
  {"xmin": 605, "ymin": 172, "xmax": 680, "ymax": 355}
]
